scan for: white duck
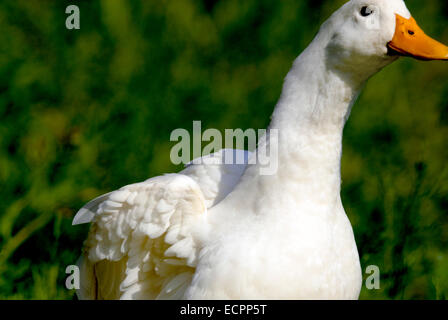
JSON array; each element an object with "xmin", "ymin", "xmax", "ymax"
[{"xmin": 73, "ymin": 0, "xmax": 448, "ymax": 299}]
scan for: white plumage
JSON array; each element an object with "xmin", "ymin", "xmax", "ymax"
[
  {"xmin": 75, "ymin": 149, "xmax": 250, "ymax": 299},
  {"xmin": 73, "ymin": 0, "xmax": 448, "ymax": 300}
]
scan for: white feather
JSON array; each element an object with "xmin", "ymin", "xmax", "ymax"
[{"xmin": 74, "ymin": 0, "xmax": 430, "ymax": 300}]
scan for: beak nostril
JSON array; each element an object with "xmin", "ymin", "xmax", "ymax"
[{"xmin": 408, "ymin": 30, "xmax": 415, "ymax": 36}]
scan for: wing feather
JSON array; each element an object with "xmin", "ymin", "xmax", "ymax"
[
  {"xmin": 74, "ymin": 149, "xmax": 251, "ymax": 300},
  {"xmin": 76, "ymin": 174, "xmax": 206, "ymax": 300}
]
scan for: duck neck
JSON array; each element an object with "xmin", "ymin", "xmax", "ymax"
[{"xmin": 241, "ymin": 39, "xmax": 367, "ymax": 213}]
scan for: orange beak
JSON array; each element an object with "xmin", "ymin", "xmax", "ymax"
[{"xmin": 388, "ymin": 14, "xmax": 448, "ymax": 61}]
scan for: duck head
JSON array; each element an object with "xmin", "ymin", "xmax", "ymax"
[{"xmin": 323, "ymin": 0, "xmax": 448, "ymax": 81}]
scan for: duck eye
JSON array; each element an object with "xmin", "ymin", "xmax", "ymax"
[{"xmin": 360, "ymin": 6, "xmax": 374, "ymax": 17}]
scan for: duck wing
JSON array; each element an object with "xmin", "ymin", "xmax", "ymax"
[{"xmin": 75, "ymin": 174, "xmax": 207, "ymax": 299}]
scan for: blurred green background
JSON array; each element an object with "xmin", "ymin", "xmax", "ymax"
[{"xmin": 0, "ymin": 0, "xmax": 447, "ymax": 300}]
